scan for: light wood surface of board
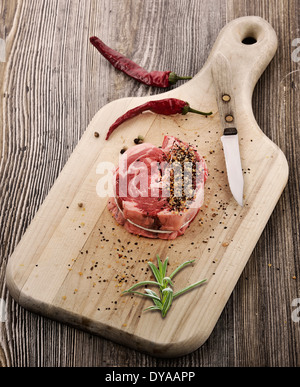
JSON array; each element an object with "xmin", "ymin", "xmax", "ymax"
[{"xmin": 5, "ymin": 16, "xmax": 288, "ymax": 357}]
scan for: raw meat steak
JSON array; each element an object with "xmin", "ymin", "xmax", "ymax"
[{"xmin": 108, "ymin": 136, "xmax": 207, "ymax": 240}]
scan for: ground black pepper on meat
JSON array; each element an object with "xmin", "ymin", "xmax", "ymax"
[{"xmin": 166, "ymin": 142, "xmax": 199, "ymax": 212}]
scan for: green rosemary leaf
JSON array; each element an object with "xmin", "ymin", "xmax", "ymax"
[
  {"xmin": 161, "ymin": 288, "xmax": 174, "ymax": 318},
  {"xmin": 169, "ymin": 259, "xmax": 195, "ymax": 279},
  {"xmin": 156, "ymin": 254, "xmax": 164, "ymax": 276},
  {"xmin": 145, "ymin": 288, "xmax": 159, "ymax": 298},
  {"xmin": 153, "ymin": 298, "xmax": 163, "ymax": 308},
  {"xmin": 173, "ymin": 279, "xmax": 207, "ymax": 298},
  {"xmin": 162, "ymin": 256, "xmax": 169, "ymax": 277},
  {"xmin": 122, "ymin": 280, "xmax": 160, "ymax": 293},
  {"xmin": 161, "ymin": 287, "xmax": 173, "ymax": 305},
  {"xmin": 145, "ymin": 289, "xmax": 164, "ymax": 308},
  {"xmin": 144, "ymin": 305, "xmax": 162, "ymax": 312},
  {"xmin": 148, "ymin": 261, "xmax": 163, "ymax": 284},
  {"xmin": 163, "ymin": 276, "xmax": 174, "ymax": 287},
  {"xmin": 124, "ymin": 290, "xmax": 161, "ymax": 303},
  {"xmin": 162, "ymin": 286, "xmax": 173, "ymax": 295}
]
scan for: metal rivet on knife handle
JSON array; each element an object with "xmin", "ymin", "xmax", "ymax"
[
  {"xmin": 222, "ymin": 94, "xmax": 231, "ymax": 102},
  {"xmin": 225, "ymin": 114, "xmax": 234, "ymax": 122}
]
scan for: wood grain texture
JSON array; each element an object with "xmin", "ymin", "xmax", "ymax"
[
  {"xmin": 0, "ymin": 0, "xmax": 299, "ymax": 366},
  {"xmin": 5, "ymin": 15, "xmax": 288, "ymax": 358}
]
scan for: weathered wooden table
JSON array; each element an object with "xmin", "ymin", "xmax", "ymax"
[{"xmin": 0, "ymin": 0, "xmax": 299, "ymax": 367}]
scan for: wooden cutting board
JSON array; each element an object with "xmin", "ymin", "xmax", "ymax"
[{"xmin": 6, "ymin": 16, "xmax": 288, "ymax": 358}]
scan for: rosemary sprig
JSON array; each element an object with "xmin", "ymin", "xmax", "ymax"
[{"xmin": 123, "ymin": 255, "xmax": 207, "ymax": 318}]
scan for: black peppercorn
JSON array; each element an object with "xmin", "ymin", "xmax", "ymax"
[{"xmin": 134, "ymin": 135, "xmax": 144, "ymax": 144}]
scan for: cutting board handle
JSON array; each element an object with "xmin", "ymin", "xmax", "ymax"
[{"xmin": 207, "ymin": 16, "xmax": 278, "ymax": 105}]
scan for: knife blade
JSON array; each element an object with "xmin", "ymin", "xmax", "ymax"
[{"xmin": 211, "ymin": 53, "xmax": 244, "ymax": 206}]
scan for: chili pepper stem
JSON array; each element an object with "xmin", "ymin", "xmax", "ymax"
[
  {"xmin": 168, "ymin": 72, "xmax": 193, "ymax": 85},
  {"xmin": 188, "ymin": 106, "xmax": 213, "ymax": 116},
  {"xmin": 182, "ymin": 103, "xmax": 213, "ymax": 116}
]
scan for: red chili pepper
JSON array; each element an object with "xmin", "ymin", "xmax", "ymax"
[
  {"xmin": 90, "ymin": 36, "xmax": 192, "ymax": 88},
  {"xmin": 106, "ymin": 98, "xmax": 212, "ymax": 140}
]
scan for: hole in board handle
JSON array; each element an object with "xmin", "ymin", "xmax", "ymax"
[{"xmin": 242, "ymin": 36, "xmax": 257, "ymax": 45}]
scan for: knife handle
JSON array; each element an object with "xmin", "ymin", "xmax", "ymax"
[
  {"xmin": 211, "ymin": 53, "xmax": 238, "ymax": 135},
  {"xmin": 223, "ymin": 127, "xmax": 238, "ymax": 136}
]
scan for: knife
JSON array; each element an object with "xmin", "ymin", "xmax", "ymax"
[{"xmin": 211, "ymin": 52, "xmax": 244, "ymax": 206}]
